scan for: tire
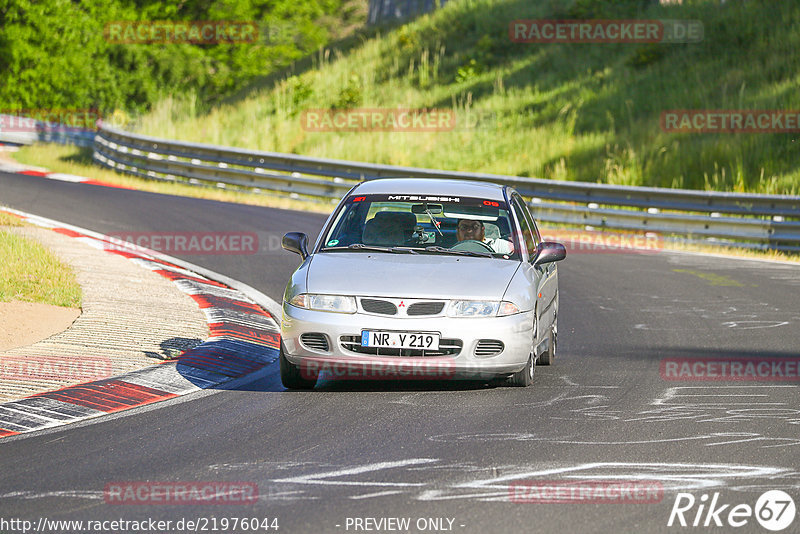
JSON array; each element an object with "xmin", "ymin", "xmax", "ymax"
[
  {"xmin": 509, "ymin": 353, "xmax": 535, "ymax": 387},
  {"xmin": 280, "ymin": 343, "xmax": 317, "ymax": 390},
  {"xmin": 538, "ymin": 326, "xmax": 556, "ymax": 366}
]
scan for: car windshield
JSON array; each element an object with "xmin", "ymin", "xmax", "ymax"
[{"xmin": 320, "ymin": 193, "xmax": 520, "ymax": 260}]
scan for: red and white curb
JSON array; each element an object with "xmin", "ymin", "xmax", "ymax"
[
  {"xmin": 0, "ymin": 208, "xmax": 282, "ymax": 439},
  {"xmin": 0, "ymin": 159, "xmax": 133, "ymax": 189}
]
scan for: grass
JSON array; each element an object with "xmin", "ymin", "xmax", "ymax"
[
  {"xmin": 0, "ymin": 212, "xmax": 25, "ymax": 227},
  {"xmin": 11, "ymin": 144, "xmax": 336, "ymax": 214},
  {"xmin": 131, "ymin": 0, "xmax": 800, "ymax": 195},
  {"xmin": 0, "ymin": 214, "xmax": 82, "ymax": 307}
]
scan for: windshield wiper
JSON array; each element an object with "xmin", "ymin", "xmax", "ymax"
[
  {"xmin": 322, "ymin": 244, "xmax": 418, "ymax": 254},
  {"xmin": 422, "ymin": 246, "xmax": 493, "ymax": 258}
]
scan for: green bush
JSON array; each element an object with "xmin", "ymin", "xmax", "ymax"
[{"xmin": 0, "ymin": 0, "xmax": 357, "ymax": 115}]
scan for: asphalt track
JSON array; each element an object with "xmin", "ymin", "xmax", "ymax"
[{"xmin": 2, "ymin": 170, "xmax": 800, "ymax": 534}]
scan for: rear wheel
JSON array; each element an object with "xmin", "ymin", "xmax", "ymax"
[
  {"xmin": 509, "ymin": 353, "xmax": 535, "ymax": 387},
  {"xmin": 280, "ymin": 343, "xmax": 317, "ymax": 390}
]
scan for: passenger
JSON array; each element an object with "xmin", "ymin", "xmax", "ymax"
[{"xmin": 456, "ymin": 219, "xmax": 513, "ymax": 254}]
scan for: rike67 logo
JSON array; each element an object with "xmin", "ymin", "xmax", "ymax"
[{"xmin": 668, "ymin": 490, "xmax": 796, "ymax": 531}]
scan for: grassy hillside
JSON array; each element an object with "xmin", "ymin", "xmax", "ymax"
[{"xmin": 135, "ymin": 0, "xmax": 800, "ymax": 194}]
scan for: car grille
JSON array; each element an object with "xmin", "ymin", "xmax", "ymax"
[
  {"xmin": 406, "ymin": 301, "xmax": 445, "ymax": 316},
  {"xmin": 300, "ymin": 333, "xmax": 329, "ymax": 352},
  {"xmin": 475, "ymin": 340, "xmax": 504, "ymax": 357},
  {"xmin": 339, "ymin": 336, "xmax": 462, "ymax": 357},
  {"xmin": 360, "ymin": 298, "xmax": 397, "ymax": 315}
]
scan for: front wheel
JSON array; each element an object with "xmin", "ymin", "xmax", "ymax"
[
  {"xmin": 509, "ymin": 353, "xmax": 535, "ymax": 387},
  {"xmin": 538, "ymin": 326, "xmax": 556, "ymax": 366},
  {"xmin": 280, "ymin": 343, "xmax": 317, "ymax": 390}
]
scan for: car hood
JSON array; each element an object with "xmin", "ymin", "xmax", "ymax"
[{"xmin": 305, "ymin": 252, "xmax": 520, "ymax": 300}]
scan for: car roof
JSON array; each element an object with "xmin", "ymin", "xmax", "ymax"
[{"xmin": 352, "ymin": 178, "xmax": 507, "ymax": 201}]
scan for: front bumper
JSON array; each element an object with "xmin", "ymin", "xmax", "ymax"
[{"xmin": 281, "ymin": 302, "xmax": 535, "ymax": 380}]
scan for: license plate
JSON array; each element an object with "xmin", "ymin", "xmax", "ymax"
[{"xmin": 361, "ymin": 331, "xmax": 440, "ymax": 350}]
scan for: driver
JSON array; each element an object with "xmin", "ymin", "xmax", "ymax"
[{"xmin": 456, "ymin": 219, "xmax": 513, "ymax": 254}]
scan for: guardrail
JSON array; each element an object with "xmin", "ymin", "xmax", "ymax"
[
  {"xmin": 91, "ymin": 125, "xmax": 800, "ymax": 251},
  {"xmin": 0, "ymin": 114, "xmax": 95, "ymax": 147}
]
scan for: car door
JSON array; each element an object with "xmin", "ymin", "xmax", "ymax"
[
  {"xmin": 511, "ymin": 193, "xmax": 557, "ymax": 340},
  {"xmin": 508, "ymin": 194, "xmax": 545, "ymax": 343},
  {"xmin": 517, "ymin": 195, "xmax": 558, "ymax": 335}
]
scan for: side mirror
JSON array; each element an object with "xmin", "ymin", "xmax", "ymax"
[
  {"xmin": 532, "ymin": 241, "xmax": 566, "ymax": 266},
  {"xmin": 282, "ymin": 232, "xmax": 309, "ymax": 259}
]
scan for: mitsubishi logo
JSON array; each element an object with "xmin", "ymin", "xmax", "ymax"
[{"xmin": 398, "ymin": 301, "xmax": 406, "ymax": 307}]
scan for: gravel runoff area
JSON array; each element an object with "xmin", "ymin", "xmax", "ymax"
[{"xmin": 0, "ymin": 224, "xmax": 209, "ymax": 402}]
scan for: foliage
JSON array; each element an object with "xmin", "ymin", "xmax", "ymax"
[{"xmin": 0, "ymin": 0, "xmax": 357, "ymax": 114}]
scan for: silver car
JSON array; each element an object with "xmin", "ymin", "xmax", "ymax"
[{"xmin": 280, "ymin": 178, "xmax": 565, "ymax": 388}]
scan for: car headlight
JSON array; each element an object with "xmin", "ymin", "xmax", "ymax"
[
  {"xmin": 447, "ymin": 300, "xmax": 520, "ymax": 317},
  {"xmin": 289, "ymin": 293, "xmax": 357, "ymax": 314}
]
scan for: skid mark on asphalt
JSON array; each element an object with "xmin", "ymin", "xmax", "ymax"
[
  {"xmin": 263, "ymin": 460, "xmax": 797, "ymax": 502},
  {"xmin": 389, "ymin": 378, "xmax": 800, "ymax": 444},
  {"xmin": 631, "ymin": 295, "xmax": 792, "ymax": 330},
  {"xmin": 390, "ymin": 377, "xmax": 619, "ymax": 409},
  {"xmin": 571, "ymin": 383, "xmax": 800, "ymax": 437},
  {"xmin": 7, "ymin": 460, "xmax": 798, "ymax": 504},
  {"xmin": 429, "ymin": 431, "xmax": 800, "ymax": 449},
  {"xmin": 719, "ymin": 320, "xmax": 790, "ymax": 329},
  {"xmin": 272, "ymin": 459, "xmax": 439, "ymax": 487},
  {"xmin": 0, "ymin": 490, "xmax": 104, "ymax": 500},
  {"xmin": 389, "ymin": 390, "xmax": 607, "ymax": 409},
  {"xmin": 350, "ymin": 490, "xmax": 404, "ymax": 500},
  {"xmin": 420, "ymin": 380, "xmax": 800, "ymax": 449},
  {"xmin": 209, "ymin": 460, "xmax": 322, "ymax": 471},
  {"xmin": 638, "ymin": 385, "xmax": 800, "ymax": 426},
  {"xmin": 416, "ymin": 462, "xmax": 793, "ymax": 502}
]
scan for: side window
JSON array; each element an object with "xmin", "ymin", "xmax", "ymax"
[
  {"xmin": 513, "ymin": 194, "xmax": 541, "ymax": 247},
  {"xmin": 511, "ymin": 196, "xmax": 537, "ymax": 258}
]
